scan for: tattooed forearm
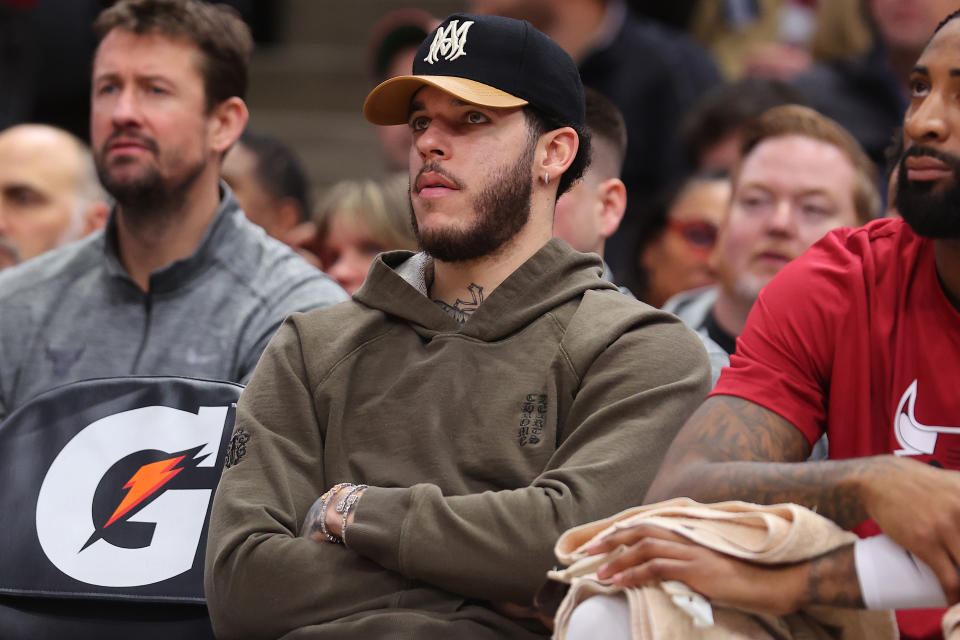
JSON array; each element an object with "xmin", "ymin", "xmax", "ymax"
[
  {"xmin": 802, "ymin": 544, "xmax": 864, "ymax": 609},
  {"xmin": 433, "ymin": 283, "xmax": 483, "ymax": 324},
  {"xmin": 299, "ymin": 495, "xmax": 326, "ymax": 542},
  {"xmin": 645, "ymin": 395, "xmax": 872, "ymax": 529}
]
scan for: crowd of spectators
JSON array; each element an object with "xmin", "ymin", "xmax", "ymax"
[{"xmin": 1, "ymin": 1, "xmax": 959, "ymax": 639}]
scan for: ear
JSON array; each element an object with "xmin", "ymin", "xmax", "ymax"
[
  {"xmin": 82, "ymin": 201, "xmax": 110, "ymax": 236},
  {"xmin": 596, "ymin": 177, "xmax": 626, "ymax": 239},
  {"xmin": 537, "ymin": 127, "xmax": 579, "ymax": 187},
  {"xmin": 208, "ymin": 97, "xmax": 249, "ymax": 155}
]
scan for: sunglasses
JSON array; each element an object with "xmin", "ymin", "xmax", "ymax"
[{"xmin": 667, "ymin": 219, "xmax": 718, "ymax": 251}]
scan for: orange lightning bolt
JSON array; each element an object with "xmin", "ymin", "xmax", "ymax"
[{"xmin": 104, "ymin": 455, "xmax": 186, "ymax": 528}]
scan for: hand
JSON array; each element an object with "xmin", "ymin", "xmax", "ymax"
[
  {"xmin": 587, "ymin": 524, "xmax": 809, "ymax": 616},
  {"xmin": 860, "ymin": 456, "xmax": 960, "ymax": 604}
]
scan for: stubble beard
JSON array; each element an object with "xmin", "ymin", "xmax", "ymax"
[
  {"xmin": 410, "ymin": 140, "xmax": 535, "ymax": 263},
  {"xmin": 896, "ymin": 146, "xmax": 960, "ymax": 239},
  {"xmin": 96, "ymin": 142, "xmax": 207, "ymax": 233}
]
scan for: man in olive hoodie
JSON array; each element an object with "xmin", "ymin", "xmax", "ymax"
[{"xmin": 205, "ymin": 13, "xmax": 711, "ymax": 639}]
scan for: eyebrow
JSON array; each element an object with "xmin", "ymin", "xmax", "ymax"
[
  {"xmin": 795, "ymin": 188, "xmax": 835, "ymax": 199},
  {"xmin": 93, "ymin": 72, "xmax": 172, "ymax": 84},
  {"xmin": 408, "ymin": 100, "xmax": 424, "ymax": 119},
  {"xmin": 407, "ymin": 95, "xmax": 484, "ymax": 119},
  {"xmin": 911, "ymin": 65, "xmax": 960, "ymax": 78}
]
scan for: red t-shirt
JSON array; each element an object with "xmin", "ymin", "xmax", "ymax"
[{"xmin": 712, "ymin": 218, "xmax": 960, "ymax": 640}]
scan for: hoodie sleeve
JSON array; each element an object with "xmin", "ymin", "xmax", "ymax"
[
  {"xmin": 205, "ymin": 318, "xmax": 377, "ymax": 639},
  {"xmin": 345, "ymin": 303, "xmax": 712, "ymax": 604}
]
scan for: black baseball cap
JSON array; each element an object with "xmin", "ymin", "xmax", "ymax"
[{"xmin": 363, "ymin": 13, "xmax": 585, "ymax": 129}]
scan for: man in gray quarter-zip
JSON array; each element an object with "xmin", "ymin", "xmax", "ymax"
[
  {"xmin": 0, "ymin": 0, "xmax": 346, "ymax": 423},
  {"xmin": 206, "ymin": 13, "xmax": 710, "ymax": 640}
]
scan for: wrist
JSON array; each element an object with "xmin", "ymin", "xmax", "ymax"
[
  {"xmin": 327, "ymin": 484, "xmax": 367, "ymax": 540},
  {"xmin": 783, "ymin": 561, "xmax": 812, "ymax": 613},
  {"xmin": 799, "ymin": 544, "xmax": 863, "ymax": 610}
]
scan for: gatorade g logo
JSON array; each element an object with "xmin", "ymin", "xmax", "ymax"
[{"xmin": 35, "ymin": 405, "xmax": 227, "ymax": 587}]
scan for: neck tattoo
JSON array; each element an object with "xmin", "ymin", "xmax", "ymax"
[{"xmin": 433, "ymin": 283, "xmax": 484, "ymax": 324}]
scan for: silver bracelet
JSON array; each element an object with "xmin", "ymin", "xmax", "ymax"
[
  {"xmin": 336, "ymin": 483, "xmax": 366, "ymax": 514},
  {"xmin": 341, "ymin": 487, "xmax": 366, "ymax": 547},
  {"xmin": 320, "ymin": 482, "xmax": 351, "ymax": 543}
]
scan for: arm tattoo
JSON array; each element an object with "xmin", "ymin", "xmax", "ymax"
[
  {"xmin": 299, "ymin": 495, "xmax": 326, "ymax": 541},
  {"xmin": 433, "ymin": 282, "xmax": 483, "ymax": 324},
  {"xmin": 803, "ymin": 544, "xmax": 865, "ymax": 609},
  {"xmin": 646, "ymin": 395, "xmax": 871, "ymax": 529}
]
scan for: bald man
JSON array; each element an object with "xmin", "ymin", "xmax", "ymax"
[{"xmin": 0, "ymin": 124, "xmax": 109, "ymax": 268}]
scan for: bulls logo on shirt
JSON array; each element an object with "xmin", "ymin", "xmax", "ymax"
[
  {"xmin": 894, "ymin": 380, "xmax": 960, "ymax": 457},
  {"xmin": 35, "ymin": 405, "xmax": 226, "ymax": 587}
]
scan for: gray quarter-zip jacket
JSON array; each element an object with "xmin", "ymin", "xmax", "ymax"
[{"xmin": 0, "ymin": 184, "xmax": 347, "ymax": 421}]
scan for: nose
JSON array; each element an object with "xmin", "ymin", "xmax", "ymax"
[
  {"xmin": 327, "ymin": 249, "xmax": 369, "ymax": 295},
  {"xmin": 904, "ymin": 90, "xmax": 949, "ymax": 145},
  {"xmin": 413, "ymin": 120, "xmax": 450, "ymax": 161},
  {"xmin": 766, "ymin": 198, "xmax": 796, "ymax": 236},
  {"xmin": 109, "ymin": 86, "xmax": 144, "ymax": 128}
]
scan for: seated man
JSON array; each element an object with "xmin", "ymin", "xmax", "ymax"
[
  {"xmin": 552, "ymin": 87, "xmax": 629, "ymax": 293},
  {"xmin": 204, "ymin": 13, "xmax": 711, "ymax": 639},
  {"xmin": 664, "ymin": 104, "xmax": 880, "ymax": 360},
  {"xmin": 0, "ymin": 0, "xmax": 347, "ymax": 422},
  {"xmin": 585, "ymin": 9, "xmax": 960, "ymax": 640},
  {"xmin": 0, "ymin": 123, "xmax": 110, "ymax": 269},
  {"xmin": 221, "ymin": 129, "xmax": 317, "ymax": 260}
]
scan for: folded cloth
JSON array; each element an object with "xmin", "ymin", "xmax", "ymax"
[
  {"xmin": 549, "ymin": 497, "xmax": 897, "ymax": 640},
  {"xmin": 943, "ymin": 603, "xmax": 960, "ymax": 639}
]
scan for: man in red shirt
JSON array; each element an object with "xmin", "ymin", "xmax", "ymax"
[{"xmin": 588, "ymin": 9, "xmax": 960, "ymax": 640}]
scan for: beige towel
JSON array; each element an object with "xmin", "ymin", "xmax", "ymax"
[
  {"xmin": 550, "ymin": 498, "xmax": 897, "ymax": 640},
  {"xmin": 944, "ymin": 603, "xmax": 960, "ymax": 639}
]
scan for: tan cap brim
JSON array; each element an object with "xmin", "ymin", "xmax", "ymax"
[{"xmin": 363, "ymin": 75, "xmax": 528, "ymax": 125}]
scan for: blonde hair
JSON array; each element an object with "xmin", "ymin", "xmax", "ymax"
[
  {"xmin": 737, "ymin": 104, "xmax": 881, "ymax": 224},
  {"xmin": 314, "ymin": 173, "xmax": 418, "ymax": 252}
]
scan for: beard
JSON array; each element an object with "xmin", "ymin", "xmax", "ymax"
[
  {"xmin": 895, "ymin": 146, "xmax": 960, "ymax": 239},
  {"xmin": 95, "ymin": 130, "xmax": 206, "ymax": 225},
  {"xmin": 410, "ymin": 141, "xmax": 535, "ymax": 263}
]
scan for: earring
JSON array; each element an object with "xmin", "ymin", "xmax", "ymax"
[{"xmin": 543, "ymin": 172, "xmax": 550, "ymax": 185}]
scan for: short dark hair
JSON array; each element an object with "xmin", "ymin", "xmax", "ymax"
[
  {"xmin": 680, "ymin": 78, "xmax": 807, "ymax": 167},
  {"xmin": 93, "ymin": 0, "xmax": 253, "ymax": 111},
  {"xmin": 583, "ymin": 87, "xmax": 627, "ymax": 173},
  {"xmin": 523, "ymin": 107, "xmax": 592, "ymax": 199},
  {"xmin": 238, "ymin": 130, "xmax": 311, "ymax": 223}
]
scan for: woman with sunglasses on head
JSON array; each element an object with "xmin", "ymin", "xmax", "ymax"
[{"xmin": 629, "ymin": 170, "xmax": 730, "ymax": 309}]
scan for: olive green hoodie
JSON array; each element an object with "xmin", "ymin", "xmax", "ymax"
[{"xmin": 205, "ymin": 239, "xmax": 710, "ymax": 639}]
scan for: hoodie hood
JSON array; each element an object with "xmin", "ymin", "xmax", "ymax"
[{"xmin": 354, "ymin": 239, "xmax": 615, "ymax": 342}]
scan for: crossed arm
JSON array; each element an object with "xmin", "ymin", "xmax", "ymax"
[{"xmin": 631, "ymin": 394, "xmax": 960, "ymax": 609}]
